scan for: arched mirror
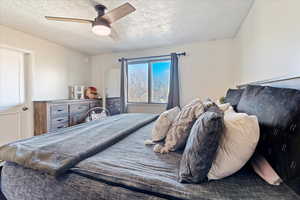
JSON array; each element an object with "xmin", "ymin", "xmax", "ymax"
[{"xmin": 104, "ymin": 67, "xmax": 120, "ymax": 98}]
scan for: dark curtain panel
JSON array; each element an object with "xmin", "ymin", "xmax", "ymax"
[
  {"xmin": 167, "ymin": 53, "xmax": 180, "ymax": 110},
  {"xmin": 120, "ymin": 58, "xmax": 128, "ymax": 113}
]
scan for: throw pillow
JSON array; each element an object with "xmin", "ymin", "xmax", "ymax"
[
  {"xmin": 217, "ymin": 103, "xmax": 231, "ymax": 112},
  {"xmin": 151, "ymin": 107, "xmax": 181, "ymax": 142},
  {"xmin": 178, "ymin": 109, "xmax": 224, "ymax": 183},
  {"xmin": 159, "ymin": 98, "xmax": 204, "ymax": 153},
  {"xmin": 224, "ymin": 89, "xmax": 244, "ymax": 111},
  {"xmin": 208, "ymin": 107, "xmax": 259, "ymax": 180},
  {"xmin": 251, "ymin": 153, "xmax": 283, "ymax": 185}
]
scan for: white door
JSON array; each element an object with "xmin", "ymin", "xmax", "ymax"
[{"xmin": 0, "ymin": 48, "xmax": 32, "ymax": 146}]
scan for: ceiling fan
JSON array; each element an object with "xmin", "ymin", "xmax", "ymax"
[{"xmin": 45, "ymin": 2, "xmax": 136, "ymax": 39}]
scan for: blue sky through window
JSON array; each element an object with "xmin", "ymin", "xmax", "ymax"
[
  {"xmin": 127, "ymin": 60, "xmax": 171, "ymax": 103},
  {"xmin": 151, "ymin": 61, "xmax": 171, "ymax": 103}
]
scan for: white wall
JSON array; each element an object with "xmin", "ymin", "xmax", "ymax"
[
  {"xmin": 0, "ymin": 25, "xmax": 91, "ymax": 100},
  {"xmin": 93, "ymin": 0, "xmax": 300, "ymax": 112},
  {"xmin": 91, "ymin": 39, "xmax": 235, "ymax": 109},
  {"xmin": 234, "ymin": 0, "xmax": 300, "ymax": 85}
]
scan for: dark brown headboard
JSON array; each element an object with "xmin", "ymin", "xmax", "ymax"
[{"xmin": 237, "ymin": 75, "xmax": 300, "ymax": 90}]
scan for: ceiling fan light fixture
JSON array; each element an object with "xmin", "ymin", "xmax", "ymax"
[
  {"xmin": 92, "ymin": 19, "xmax": 111, "ymax": 36},
  {"xmin": 45, "ymin": 3, "xmax": 136, "ymax": 39},
  {"xmin": 92, "ymin": 25, "xmax": 111, "ymax": 36}
]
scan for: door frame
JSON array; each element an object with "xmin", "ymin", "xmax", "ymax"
[{"xmin": 0, "ymin": 44, "xmax": 35, "ymax": 138}]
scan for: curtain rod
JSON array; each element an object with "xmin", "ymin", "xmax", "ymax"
[{"xmin": 118, "ymin": 52, "xmax": 186, "ymax": 62}]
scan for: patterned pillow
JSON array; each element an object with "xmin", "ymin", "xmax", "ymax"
[
  {"xmin": 151, "ymin": 107, "xmax": 180, "ymax": 142},
  {"xmin": 208, "ymin": 106, "xmax": 260, "ymax": 180},
  {"xmin": 159, "ymin": 98, "xmax": 205, "ymax": 153},
  {"xmin": 178, "ymin": 108, "xmax": 224, "ymax": 183}
]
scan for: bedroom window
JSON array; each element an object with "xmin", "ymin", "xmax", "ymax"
[{"xmin": 127, "ymin": 59, "xmax": 171, "ymax": 104}]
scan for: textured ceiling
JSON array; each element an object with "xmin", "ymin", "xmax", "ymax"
[{"xmin": 0, "ymin": 0, "xmax": 254, "ymax": 55}]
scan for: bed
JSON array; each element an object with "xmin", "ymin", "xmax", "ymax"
[
  {"xmin": 2, "ymin": 120, "xmax": 298, "ymax": 200},
  {"xmin": 1, "ymin": 77, "xmax": 300, "ymax": 200}
]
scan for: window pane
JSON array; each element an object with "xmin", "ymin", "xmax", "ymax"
[
  {"xmin": 151, "ymin": 60, "xmax": 171, "ymax": 103},
  {"xmin": 0, "ymin": 49, "xmax": 24, "ymax": 109},
  {"xmin": 127, "ymin": 63, "xmax": 148, "ymax": 102}
]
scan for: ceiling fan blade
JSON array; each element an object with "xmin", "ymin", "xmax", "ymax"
[
  {"xmin": 109, "ymin": 27, "xmax": 120, "ymax": 41},
  {"xmin": 101, "ymin": 3, "xmax": 136, "ymax": 24},
  {"xmin": 45, "ymin": 16, "xmax": 93, "ymax": 24}
]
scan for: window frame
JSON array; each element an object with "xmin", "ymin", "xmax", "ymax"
[{"xmin": 126, "ymin": 58, "xmax": 171, "ymax": 104}]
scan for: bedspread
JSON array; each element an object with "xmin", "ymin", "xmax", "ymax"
[{"xmin": 0, "ymin": 113, "xmax": 157, "ymax": 176}]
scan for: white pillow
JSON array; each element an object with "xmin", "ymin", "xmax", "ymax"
[
  {"xmin": 217, "ymin": 103, "xmax": 231, "ymax": 112},
  {"xmin": 151, "ymin": 107, "xmax": 180, "ymax": 142},
  {"xmin": 208, "ymin": 106, "xmax": 260, "ymax": 180}
]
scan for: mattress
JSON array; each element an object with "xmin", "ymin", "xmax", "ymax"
[{"xmin": 2, "ymin": 122, "xmax": 300, "ymax": 200}]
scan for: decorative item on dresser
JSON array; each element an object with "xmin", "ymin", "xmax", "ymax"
[{"xmin": 34, "ymin": 99, "xmax": 102, "ymax": 136}]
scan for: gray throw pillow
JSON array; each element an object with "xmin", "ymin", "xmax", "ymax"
[{"xmin": 178, "ymin": 107, "xmax": 224, "ymax": 183}]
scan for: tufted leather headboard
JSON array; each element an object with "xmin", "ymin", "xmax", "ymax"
[{"xmin": 236, "ymin": 76, "xmax": 300, "ymax": 181}]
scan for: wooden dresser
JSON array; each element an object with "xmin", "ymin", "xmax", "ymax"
[
  {"xmin": 33, "ymin": 97, "xmax": 121, "ymax": 136},
  {"xmin": 33, "ymin": 99, "xmax": 102, "ymax": 136}
]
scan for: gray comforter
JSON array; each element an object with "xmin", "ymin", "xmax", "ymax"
[
  {"xmin": 0, "ymin": 113, "xmax": 158, "ymax": 176},
  {"xmin": 71, "ymin": 122, "xmax": 299, "ymax": 200}
]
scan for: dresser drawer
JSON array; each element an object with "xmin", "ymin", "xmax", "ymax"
[
  {"xmin": 51, "ymin": 116, "xmax": 69, "ymax": 124},
  {"xmin": 50, "ymin": 104, "xmax": 68, "ymax": 118},
  {"xmin": 50, "ymin": 115, "xmax": 69, "ymax": 131},
  {"xmin": 70, "ymin": 103, "xmax": 89, "ymax": 114},
  {"xmin": 50, "ymin": 121, "xmax": 69, "ymax": 131}
]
